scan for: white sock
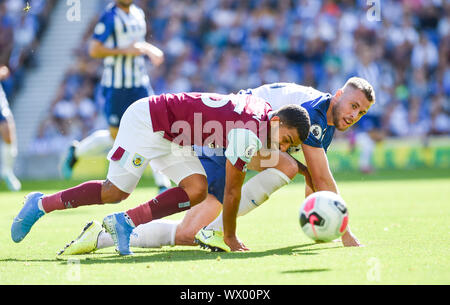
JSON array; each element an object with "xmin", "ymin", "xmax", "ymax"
[
  {"xmin": 96, "ymin": 230, "xmax": 114, "ymax": 249},
  {"xmin": 205, "ymin": 168, "xmax": 291, "ymax": 231},
  {"xmin": 0, "ymin": 142, "xmax": 17, "ymax": 176},
  {"xmin": 75, "ymin": 129, "xmax": 114, "ymax": 158},
  {"xmin": 131, "ymin": 219, "xmax": 179, "ymax": 248},
  {"xmin": 97, "ymin": 219, "xmax": 181, "ymax": 249}
]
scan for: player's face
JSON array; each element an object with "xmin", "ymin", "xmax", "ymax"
[
  {"xmin": 332, "ymin": 87, "xmax": 372, "ymax": 131},
  {"xmin": 270, "ymin": 120, "xmax": 302, "ymax": 152}
]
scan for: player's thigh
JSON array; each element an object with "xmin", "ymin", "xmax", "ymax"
[
  {"xmin": 106, "ymin": 160, "xmax": 143, "ymax": 194},
  {"xmin": 175, "ymin": 194, "xmax": 222, "ymax": 245},
  {"xmin": 150, "ymin": 147, "xmax": 208, "ymax": 204},
  {"xmin": 106, "ymin": 98, "xmax": 165, "ymax": 193}
]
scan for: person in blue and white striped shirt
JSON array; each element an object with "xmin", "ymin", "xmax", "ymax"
[{"xmin": 62, "ymin": 0, "xmax": 171, "ymax": 191}]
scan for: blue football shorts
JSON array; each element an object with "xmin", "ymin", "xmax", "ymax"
[
  {"xmin": 102, "ymin": 86, "xmax": 153, "ymax": 127},
  {"xmin": 194, "ymin": 146, "xmax": 226, "ymax": 204}
]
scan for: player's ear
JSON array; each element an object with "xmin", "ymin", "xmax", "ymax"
[
  {"xmin": 335, "ymin": 88, "xmax": 343, "ymax": 99},
  {"xmin": 270, "ymin": 115, "xmax": 280, "ymax": 123},
  {"xmin": 270, "ymin": 116, "xmax": 281, "ymax": 129}
]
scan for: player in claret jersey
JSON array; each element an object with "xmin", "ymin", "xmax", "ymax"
[
  {"xmin": 11, "ymin": 92, "xmax": 310, "ymax": 255},
  {"xmin": 57, "ymin": 77, "xmax": 375, "ymax": 255}
]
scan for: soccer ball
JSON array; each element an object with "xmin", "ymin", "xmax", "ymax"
[{"xmin": 299, "ymin": 191, "xmax": 349, "ymax": 242}]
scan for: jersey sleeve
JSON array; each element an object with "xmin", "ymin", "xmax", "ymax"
[
  {"xmin": 303, "ymin": 123, "xmax": 325, "ymax": 148},
  {"xmin": 92, "ymin": 11, "xmax": 115, "ymax": 43},
  {"xmin": 225, "ymin": 128, "xmax": 262, "ymax": 172}
]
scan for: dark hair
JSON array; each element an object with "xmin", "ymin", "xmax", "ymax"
[{"xmin": 273, "ymin": 104, "xmax": 311, "ymax": 142}]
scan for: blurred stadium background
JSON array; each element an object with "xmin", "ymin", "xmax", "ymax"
[{"xmin": 0, "ymin": 0, "xmax": 449, "ymax": 180}]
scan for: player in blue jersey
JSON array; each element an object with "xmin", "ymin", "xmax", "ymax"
[
  {"xmin": 0, "ymin": 65, "xmax": 21, "ymax": 191},
  {"xmin": 61, "ymin": 0, "xmax": 171, "ymax": 191},
  {"xmin": 58, "ymin": 77, "xmax": 374, "ymax": 254}
]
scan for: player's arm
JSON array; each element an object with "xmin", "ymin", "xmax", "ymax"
[
  {"xmin": 89, "ymin": 39, "xmax": 164, "ymax": 65},
  {"xmin": 88, "ymin": 39, "xmax": 137, "ymax": 58},
  {"xmin": 88, "ymin": 11, "xmax": 163, "ymax": 61},
  {"xmin": 222, "ymin": 128, "xmax": 261, "ymax": 251},
  {"xmin": 222, "ymin": 159, "xmax": 249, "ymax": 252},
  {"xmin": 89, "ymin": 13, "xmax": 135, "ymax": 58},
  {"xmin": 301, "ymin": 143, "xmax": 362, "ymax": 247},
  {"xmin": 136, "ymin": 41, "xmax": 164, "ymax": 66},
  {"xmin": 291, "ymin": 157, "xmax": 315, "ymax": 193},
  {"xmin": 301, "ymin": 143, "xmax": 338, "ymax": 193}
]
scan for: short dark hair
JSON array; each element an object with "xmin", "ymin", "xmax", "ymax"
[
  {"xmin": 345, "ymin": 77, "xmax": 376, "ymax": 103},
  {"xmin": 273, "ymin": 104, "xmax": 311, "ymax": 142}
]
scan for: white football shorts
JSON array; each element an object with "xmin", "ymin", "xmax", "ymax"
[{"xmin": 106, "ymin": 98, "xmax": 206, "ymax": 193}]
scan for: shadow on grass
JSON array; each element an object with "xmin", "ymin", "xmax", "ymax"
[
  {"xmin": 0, "ymin": 242, "xmax": 342, "ymax": 265},
  {"xmin": 59, "ymin": 242, "xmax": 341, "ymax": 265},
  {"xmin": 281, "ymin": 268, "xmax": 330, "ymax": 274}
]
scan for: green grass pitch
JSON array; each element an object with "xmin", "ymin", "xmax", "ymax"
[{"xmin": 0, "ymin": 168, "xmax": 449, "ymax": 285}]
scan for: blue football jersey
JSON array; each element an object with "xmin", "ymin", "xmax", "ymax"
[{"xmin": 239, "ymin": 82, "xmax": 335, "ymax": 152}]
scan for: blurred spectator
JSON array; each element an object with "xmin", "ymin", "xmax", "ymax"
[
  {"xmin": 429, "ymin": 94, "xmax": 450, "ymax": 135},
  {"xmin": 0, "ymin": 0, "xmax": 56, "ymax": 97},
  {"xmin": 29, "ymin": 0, "xmax": 449, "ymax": 156},
  {"xmin": 411, "ymin": 32, "xmax": 439, "ymax": 71}
]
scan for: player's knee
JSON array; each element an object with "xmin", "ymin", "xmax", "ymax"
[
  {"xmin": 186, "ymin": 185, "xmax": 208, "ymax": 206},
  {"xmin": 103, "ymin": 191, "xmax": 129, "ymax": 204},
  {"xmin": 2, "ymin": 134, "xmax": 12, "ymax": 144},
  {"xmin": 179, "ymin": 175, "xmax": 208, "ymax": 205},
  {"xmin": 101, "ymin": 180, "xmax": 130, "ymax": 203},
  {"xmin": 0, "ymin": 121, "xmax": 12, "ymax": 144}
]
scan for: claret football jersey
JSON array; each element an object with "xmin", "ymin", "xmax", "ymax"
[{"xmin": 148, "ymin": 92, "xmax": 273, "ymax": 171}]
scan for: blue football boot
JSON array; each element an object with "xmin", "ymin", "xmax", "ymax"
[
  {"xmin": 102, "ymin": 213, "xmax": 134, "ymax": 256},
  {"xmin": 11, "ymin": 192, "xmax": 45, "ymax": 243}
]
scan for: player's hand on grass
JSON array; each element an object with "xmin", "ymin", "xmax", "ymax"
[{"xmin": 224, "ymin": 235, "xmax": 249, "ymax": 252}]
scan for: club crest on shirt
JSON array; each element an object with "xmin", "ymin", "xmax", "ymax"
[
  {"xmin": 244, "ymin": 145, "xmax": 257, "ymax": 159},
  {"xmin": 132, "ymin": 153, "xmax": 145, "ymax": 167},
  {"xmin": 310, "ymin": 124, "xmax": 323, "ymax": 140}
]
